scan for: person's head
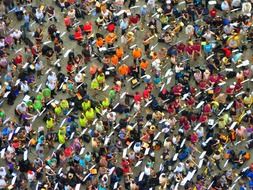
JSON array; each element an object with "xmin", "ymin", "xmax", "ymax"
[{"xmin": 21, "ymin": 102, "xmax": 26, "ymax": 108}]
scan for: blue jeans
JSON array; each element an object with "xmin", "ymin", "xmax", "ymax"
[{"xmin": 24, "ymin": 22, "xmax": 30, "ymax": 31}]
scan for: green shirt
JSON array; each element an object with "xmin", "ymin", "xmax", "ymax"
[
  {"xmin": 91, "ymin": 79, "xmax": 99, "ymax": 89},
  {"xmin": 54, "ymin": 106, "xmax": 62, "ymax": 115},
  {"xmin": 58, "ymin": 129, "xmax": 66, "ymax": 144},
  {"xmin": 42, "ymin": 88, "xmax": 51, "ymax": 98},
  {"xmin": 85, "ymin": 108, "xmax": 95, "ymax": 121},
  {"xmin": 60, "ymin": 100, "xmax": 69, "ymax": 110},
  {"xmin": 46, "ymin": 118, "xmax": 54, "ymax": 129},
  {"xmin": 33, "ymin": 100, "xmax": 43, "ymax": 111},
  {"xmin": 79, "ymin": 116, "xmax": 88, "ymax": 127},
  {"xmin": 109, "ymin": 89, "xmax": 116, "ymax": 100},
  {"xmin": 82, "ymin": 100, "xmax": 91, "ymax": 111},
  {"xmin": 0, "ymin": 111, "xmax": 5, "ymax": 119},
  {"xmin": 102, "ymin": 98, "xmax": 110, "ymax": 108},
  {"xmin": 97, "ymin": 74, "xmax": 105, "ymax": 84}
]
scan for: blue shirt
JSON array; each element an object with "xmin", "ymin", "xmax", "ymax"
[
  {"xmin": 24, "ymin": 15, "xmax": 30, "ymax": 23},
  {"xmin": 120, "ymin": 20, "xmax": 128, "ymax": 30},
  {"xmin": 140, "ymin": 7, "xmax": 147, "ymax": 16}
]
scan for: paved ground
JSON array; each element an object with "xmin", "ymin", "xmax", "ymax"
[{"xmin": 1, "ymin": 0, "xmax": 253, "ymax": 190}]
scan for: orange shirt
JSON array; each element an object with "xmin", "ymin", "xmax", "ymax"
[
  {"xmin": 116, "ymin": 47, "xmax": 124, "ymax": 59},
  {"xmin": 118, "ymin": 64, "xmax": 129, "ymax": 75},
  {"xmin": 111, "ymin": 55, "xmax": 119, "ymax": 66},
  {"xmin": 140, "ymin": 60, "xmax": 149, "ymax": 70},
  {"xmin": 105, "ymin": 33, "xmax": 116, "ymax": 45},
  {"xmin": 132, "ymin": 48, "xmax": 142, "ymax": 59},
  {"xmin": 96, "ymin": 38, "xmax": 104, "ymax": 47}
]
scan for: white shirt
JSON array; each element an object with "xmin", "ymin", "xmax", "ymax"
[
  {"xmin": 232, "ymin": 0, "xmax": 241, "ymax": 7},
  {"xmin": 35, "ymin": 61, "xmax": 43, "ymax": 71},
  {"xmin": 75, "ymin": 73, "xmax": 83, "ymax": 83},
  {"xmin": 133, "ymin": 143, "xmax": 141, "ymax": 153},
  {"xmin": 185, "ymin": 25, "xmax": 194, "ymax": 35},
  {"xmin": 151, "ymin": 59, "xmax": 161, "ymax": 70},
  {"xmin": 0, "ymin": 178, "xmax": 7, "ymax": 189},
  {"xmin": 175, "ymin": 65, "xmax": 184, "ymax": 73},
  {"xmin": 46, "ymin": 81, "xmax": 56, "ymax": 90},
  {"xmin": 27, "ymin": 171, "xmax": 35, "ymax": 182},
  {"xmin": 11, "ymin": 30, "xmax": 22, "ymax": 39},
  {"xmin": 144, "ymin": 166, "xmax": 151, "ymax": 175},
  {"xmin": 20, "ymin": 82, "xmax": 30, "ymax": 92},
  {"xmin": 47, "ymin": 73, "xmax": 57, "ymax": 83},
  {"xmin": 0, "ymin": 40, "xmax": 5, "ymax": 48},
  {"xmin": 133, "ymin": 102, "xmax": 141, "ymax": 112},
  {"xmin": 223, "ymin": 25, "xmax": 234, "ymax": 34},
  {"xmin": 174, "ymin": 163, "xmax": 185, "ymax": 173},
  {"xmin": 35, "ymin": 10, "xmax": 44, "ymax": 19},
  {"xmin": 16, "ymin": 103, "xmax": 27, "ymax": 113},
  {"xmin": 242, "ymin": 2, "xmax": 252, "ymax": 16},
  {"xmin": 147, "ymin": 0, "xmax": 156, "ymax": 6},
  {"xmin": 221, "ymin": 1, "xmax": 230, "ymax": 11},
  {"xmin": 106, "ymin": 112, "xmax": 117, "ymax": 121}
]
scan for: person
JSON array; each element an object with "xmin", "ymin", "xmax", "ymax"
[
  {"xmin": 23, "ymin": 12, "xmax": 31, "ymax": 32},
  {"xmin": 47, "ymin": 6, "xmax": 57, "ymax": 22},
  {"xmin": 1, "ymin": 1, "xmax": 253, "ymax": 189},
  {"xmin": 35, "ymin": 7, "xmax": 46, "ymax": 24},
  {"xmin": 132, "ymin": 47, "xmax": 142, "ymax": 64},
  {"xmin": 64, "ymin": 14, "xmax": 72, "ymax": 31},
  {"xmin": 10, "ymin": 29, "xmax": 22, "ymax": 45}
]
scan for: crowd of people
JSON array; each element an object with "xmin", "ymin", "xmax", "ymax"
[{"xmin": 0, "ymin": 0, "xmax": 253, "ymax": 189}]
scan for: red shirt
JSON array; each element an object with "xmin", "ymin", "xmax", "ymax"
[
  {"xmin": 143, "ymin": 89, "xmax": 150, "ymax": 99},
  {"xmin": 129, "ymin": 15, "xmax": 140, "ymax": 24},
  {"xmin": 210, "ymin": 8, "xmax": 217, "ymax": 17},
  {"xmin": 199, "ymin": 114, "xmax": 208, "ymax": 123},
  {"xmin": 173, "ymin": 99, "xmax": 180, "ymax": 109},
  {"xmin": 167, "ymin": 105, "xmax": 175, "ymax": 114},
  {"xmin": 185, "ymin": 45, "xmax": 193, "ymax": 55},
  {"xmin": 184, "ymin": 123, "xmax": 191, "ymax": 131},
  {"xmin": 214, "ymin": 86, "xmax": 222, "ymax": 94},
  {"xmin": 226, "ymin": 86, "xmax": 234, "ymax": 95},
  {"xmin": 198, "ymin": 81, "xmax": 207, "ymax": 90},
  {"xmin": 83, "ymin": 22, "xmax": 92, "ymax": 32},
  {"xmin": 179, "ymin": 116, "xmax": 188, "ymax": 126},
  {"xmin": 14, "ymin": 55, "xmax": 23, "ymax": 65},
  {"xmin": 74, "ymin": 29, "xmax": 83, "ymax": 41},
  {"xmin": 173, "ymin": 85, "xmax": 182, "ymax": 95},
  {"xmin": 187, "ymin": 96, "xmax": 195, "ymax": 106},
  {"xmin": 222, "ymin": 48, "xmax": 232, "ymax": 57},
  {"xmin": 209, "ymin": 74, "xmax": 219, "ymax": 84},
  {"xmin": 66, "ymin": 64, "xmax": 73, "ymax": 73},
  {"xmin": 64, "ymin": 17, "xmax": 71, "ymax": 26},
  {"xmin": 177, "ymin": 43, "xmax": 185, "ymax": 53},
  {"xmin": 203, "ymin": 104, "xmax": 211, "ymax": 113},
  {"xmin": 235, "ymin": 82, "xmax": 242, "ymax": 92},
  {"xmin": 190, "ymin": 114, "xmax": 197, "ymax": 122},
  {"xmin": 192, "ymin": 44, "xmax": 201, "ymax": 52},
  {"xmin": 107, "ymin": 23, "xmax": 115, "ymax": 32},
  {"xmin": 134, "ymin": 94, "xmax": 142, "ymax": 103}
]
